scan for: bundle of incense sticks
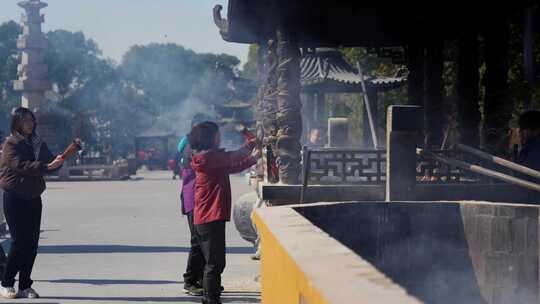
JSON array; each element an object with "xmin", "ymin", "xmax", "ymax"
[
  {"xmin": 61, "ymin": 139, "xmax": 82, "ymax": 159},
  {"xmin": 235, "ymin": 124, "xmax": 260, "ymax": 147}
]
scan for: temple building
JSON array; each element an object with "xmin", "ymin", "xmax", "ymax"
[{"xmin": 214, "ymin": 1, "xmax": 537, "ymax": 183}]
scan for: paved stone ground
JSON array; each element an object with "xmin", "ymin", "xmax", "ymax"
[{"xmin": 0, "ymin": 171, "xmax": 260, "ymax": 304}]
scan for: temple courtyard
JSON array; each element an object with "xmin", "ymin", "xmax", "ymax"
[{"xmin": 0, "ymin": 171, "xmax": 260, "ymax": 304}]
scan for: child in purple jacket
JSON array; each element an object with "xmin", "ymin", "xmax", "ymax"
[{"xmin": 179, "ymin": 135, "xmax": 204, "ymax": 296}]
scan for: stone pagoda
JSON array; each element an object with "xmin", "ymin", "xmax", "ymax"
[
  {"xmin": 14, "ymin": 1, "xmax": 58, "ymax": 149},
  {"xmin": 14, "ymin": 0, "xmax": 50, "ymax": 110}
]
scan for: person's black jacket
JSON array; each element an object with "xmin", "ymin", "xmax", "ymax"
[{"xmin": 0, "ymin": 134, "xmax": 55, "ymax": 199}]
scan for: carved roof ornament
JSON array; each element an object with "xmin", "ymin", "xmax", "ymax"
[
  {"xmin": 213, "ymin": 5, "xmax": 230, "ymax": 39},
  {"xmin": 18, "ymin": 0, "xmax": 48, "ymax": 10}
]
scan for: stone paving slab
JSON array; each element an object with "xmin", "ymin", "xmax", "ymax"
[{"xmin": 0, "ymin": 171, "xmax": 260, "ymax": 304}]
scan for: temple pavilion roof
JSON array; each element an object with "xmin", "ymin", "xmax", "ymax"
[
  {"xmin": 214, "ymin": 1, "xmax": 535, "ymax": 47},
  {"xmin": 301, "ymin": 49, "xmax": 406, "ymax": 93}
]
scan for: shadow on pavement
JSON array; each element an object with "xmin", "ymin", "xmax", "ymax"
[
  {"xmin": 3, "ymin": 303, "xmax": 60, "ymax": 304},
  {"xmin": 35, "ymin": 279, "xmax": 182, "ymax": 285},
  {"xmin": 41, "ymin": 296, "xmax": 259, "ymax": 303},
  {"xmin": 37, "ymin": 245, "xmax": 255, "ymax": 254},
  {"xmin": 222, "ymin": 291, "xmax": 260, "ymax": 294},
  {"xmin": 40, "ymin": 296, "xmax": 201, "ymax": 303}
]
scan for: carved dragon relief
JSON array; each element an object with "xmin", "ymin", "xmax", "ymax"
[{"xmin": 213, "ymin": 5, "xmax": 230, "ymax": 39}]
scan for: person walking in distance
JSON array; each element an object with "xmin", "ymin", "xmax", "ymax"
[{"xmin": 0, "ymin": 107, "xmax": 64, "ymax": 299}]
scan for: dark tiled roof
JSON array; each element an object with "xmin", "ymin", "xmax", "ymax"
[
  {"xmin": 301, "ymin": 50, "xmax": 406, "ymax": 93},
  {"xmin": 215, "ymin": 1, "xmax": 533, "ymax": 46}
]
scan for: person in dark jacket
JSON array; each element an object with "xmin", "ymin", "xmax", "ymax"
[
  {"xmin": 178, "ymin": 134, "xmax": 205, "ymax": 296},
  {"xmin": 518, "ymin": 110, "xmax": 540, "ymax": 172},
  {"xmin": 0, "ymin": 107, "xmax": 64, "ymax": 299},
  {"xmin": 189, "ymin": 121, "xmax": 259, "ymax": 304}
]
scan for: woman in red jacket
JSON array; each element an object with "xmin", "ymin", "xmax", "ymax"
[{"xmin": 188, "ymin": 122, "xmax": 259, "ymax": 304}]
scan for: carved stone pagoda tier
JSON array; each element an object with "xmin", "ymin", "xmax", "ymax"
[
  {"xmin": 14, "ymin": 1, "xmax": 58, "ymax": 151},
  {"xmin": 14, "ymin": 0, "xmax": 50, "ymax": 111}
]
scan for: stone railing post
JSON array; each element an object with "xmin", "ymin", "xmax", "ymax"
[{"xmin": 386, "ymin": 105, "xmax": 423, "ymax": 201}]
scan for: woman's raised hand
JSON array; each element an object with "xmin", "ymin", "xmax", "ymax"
[{"xmin": 47, "ymin": 155, "xmax": 65, "ymax": 171}]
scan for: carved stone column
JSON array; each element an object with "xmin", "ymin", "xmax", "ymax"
[
  {"xmin": 276, "ymin": 29, "xmax": 302, "ymax": 184},
  {"xmin": 260, "ymin": 39, "xmax": 279, "ymax": 183}
]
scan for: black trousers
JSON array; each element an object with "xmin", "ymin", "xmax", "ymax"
[
  {"xmin": 1, "ymin": 192, "xmax": 42, "ymax": 289},
  {"xmin": 195, "ymin": 221, "xmax": 226, "ymax": 304},
  {"xmin": 183, "ymin": 212, "xmax": 204, "ymax": 285}
]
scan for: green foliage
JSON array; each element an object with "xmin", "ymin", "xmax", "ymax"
[
  {"xmin": 0, "ymin": 21, "xmax": 22, "ymax": 133},
  {"xmin": 338, "ymin": 48, "xmax": 407, "ymax": 144},
  {"xmin": 120, "ymin": 43, "xmax": 238, "ymax": 111},
  {"xmin": 121, "ymin": 44, "xmax": 203, "ymax": 109},
  {"xmin": 0, "ymin": 21, "xmax": 242, "ymax": 158},
  {"xmin": 506, "ymin": 10, "xmax": 540, "ymax": 126},
  {"xmin": 241, "ymin": 44, "xmax": 260, "ymax": 80}
]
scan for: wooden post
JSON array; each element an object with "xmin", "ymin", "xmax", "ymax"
[
  {"xmin": 483, "ymin": 18, "xmax": 511, "ymax": 155},
  {"xmin": 302, "ymin": 93, "xmax": 314, "ymax": 140},
  {"xmin": 386, "ymin": 105, "xmax": 423, "ymax": 201},
  {"xmin": 315, "ymin": 91, "xmax": 326, "ymax": 127},
  {"xmin": 407, "ymin": 42, "xmax": 425, "ymax": 107},
  {"xmin": 370, "ymin": 90, "xmax": 379, "ymax": 146},
  {"xmin": 363, "ymin": 93, "xmax": 370, "ymax": 147},
  {"xmin": 299, "ymin": 146, "xmax": 311, "ymax": 204},
  {"xmin": 457, "ymin": 32, "xmax": 481, "ymax": 147},
  {"xmin": 424, "ymin": 39, "xmax": 445, "ymax": 149},
  {"xmin": 359, "ymin": 66, "xmax": 379, "ymax": 149},
  {"xmin": 523, "ymin": 7, "xmax": 535, "ymax": 111}
]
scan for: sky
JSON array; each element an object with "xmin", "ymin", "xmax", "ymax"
[{"xmin": 0, "ymin": 0, "xmax": 249, "ymax": 65}]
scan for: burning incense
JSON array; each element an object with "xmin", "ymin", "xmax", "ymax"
[
  {"xmin": 235, "ymin": 124, "xmax": 260, "ymax": 148},
  {"xmin": 61, "ymin": 139, "xmax": 82, "ymax": 159}
]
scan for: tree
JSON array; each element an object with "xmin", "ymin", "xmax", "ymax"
[
  {"xmin": 0, "ymin": 23, "xmax": 245, "ymax": 157},
  {"xmin": 120, "ymin": 43, "xmax": 241, "ymax": 136},
  {"xmin": 43, "ymin": 30, "xmax": 119, "ymax": 148},
  {"xmin": 0, "ymin": 21, "xmax": 22, "ymax": 134},
  {"xmin": 241, "ymin": 44, "xmax": 259, "ymax": 80},
  {"xmin": 340, "ymin": 48, "xmax": 407, "ymax": 144}
]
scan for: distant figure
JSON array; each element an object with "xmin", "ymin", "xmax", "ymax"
[
  {"xmin": 0, "ymin": 107, "xmax": 64, "ymax": 299},
  {"xmin": 137, "ymin": 149, "xmax": 147, "ymax": 169},
  {"xmin": 172, "ymin": 149, "xmax": 181, "ymax": 180},
  {"xmin": 518, "ymin": 110, "xmax": 540, "ymax": 171},
  {"xmin": 189, "ymin": 121, "xmax": 259, "ymax": 304},
  {"xmin": 307, "ymin": 127, "xmax": 326, "ymax": 147}
]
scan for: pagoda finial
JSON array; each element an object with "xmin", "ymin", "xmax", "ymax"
[{"xmin": 18, "ymin": 0, "xmax": 47, "ymax": 11}]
